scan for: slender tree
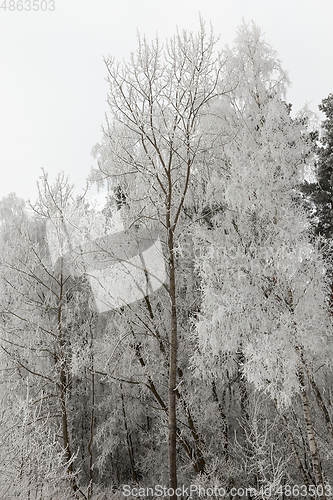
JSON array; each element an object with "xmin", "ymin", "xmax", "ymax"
[
  {"xmin": 91, "ymin": 20, "xmax": 233, "ymax": 492},
  {"xmin": 0, "ymin": 181, "xmax": 94, "ymax": 498}
]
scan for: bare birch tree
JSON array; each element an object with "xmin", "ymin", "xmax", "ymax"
[
  {"xmin": 0, "ymin": 183, "xmax": 94, "ymax": 498},
  {"xmin": 91, "ymin": 20, "xmax": 232, "ymax": 492}
]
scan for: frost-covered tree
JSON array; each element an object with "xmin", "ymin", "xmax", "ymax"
[
  {"xmin": 91, "ymin": 20, "xmax": 234, "ymax": 492},
  {"xmin": 301, "ymin": 93, "xmax": 333, "ymax": 240},
  {"xmin": 0, "ymin": 183, "xmax": 98, "ymax": 498},
  {"xmin": 4, "ymin": 19, "xmax": 333, "ymax": 496},
  {"xmin": 192, "ymin": 21, "xmax": 333, "ymax": 490}
]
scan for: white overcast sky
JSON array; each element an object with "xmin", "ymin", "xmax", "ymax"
[{"xmin": 0, "ymin": 0, "xmax": 332, "ymax": 202}]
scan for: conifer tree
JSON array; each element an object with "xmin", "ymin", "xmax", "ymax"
[{"xmin": 302, "ymin": 93, "xmax": 333, "ymax": 240}]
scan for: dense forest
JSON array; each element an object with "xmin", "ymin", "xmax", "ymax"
[{"xmin": 1, "ymin": 20, "xmax": 333, "ymax": 500}]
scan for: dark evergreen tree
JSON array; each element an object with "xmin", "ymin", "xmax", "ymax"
[{"xmin": 302, "ymin": 94, "xmax": 333, "ymax": 239}]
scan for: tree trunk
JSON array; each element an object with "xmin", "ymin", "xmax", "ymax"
[
  {"xmin": 298, "ymin": 370, "xmax": 326, "ymax": 495},
  {"xmin": 303, "ymin": 364, "xmax": 333, "ymax": 442},
  {"xmin": 132, "ymin": 336, "xmax": 204, "ymax": 474},
  {"xmin": 277, "ymin": 406, "xmax": 311, "ymax": 487},
  {"xmin": 59, "ymin": 368, "xmax": 73, "ymax": 473},
  {"xmin": 211, "ymin": 381, "xmax": 229, "ymax": 462},
  {"xmin": 121, "ymin": 389, "xmax": 138, "ymax": 483},
  {"xmin": 87, "ymin": 370, "xmax": 95, "ymax": 498},
  {"xmin": 57, "ymin": 265, "xmax": 78, "ymax": 495},
  {"xmin": 168, "ymin": 227, "xmax": 178, "ymax": 497}
]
